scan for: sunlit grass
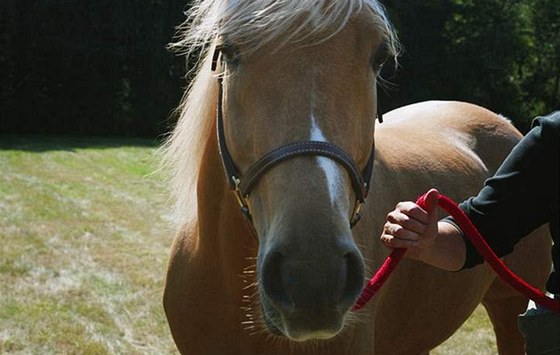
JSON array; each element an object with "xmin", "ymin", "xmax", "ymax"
[
  {"xmin": 0, "ymin": 136, "xmax": 176, "ymax": 354},
  {"xmin": 0, "ymin": 136, "xmax": 496, "ymax": 354},
  {"xmin": 433, "ymin": 305, "xmax": 497, "ymax": 354}
]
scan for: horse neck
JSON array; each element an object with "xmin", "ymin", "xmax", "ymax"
[{"xmin": 355, "ymin": 153, "xmax": 408, "ymax": 271}]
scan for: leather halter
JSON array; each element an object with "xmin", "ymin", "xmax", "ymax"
[{"xmin": 212, "ymin": 47, "xmax": 379, "ymax": 228}]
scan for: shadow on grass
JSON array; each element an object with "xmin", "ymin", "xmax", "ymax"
[{"xmin": 0, "ymin": 135, "xmax": 163, "ymax": 152}]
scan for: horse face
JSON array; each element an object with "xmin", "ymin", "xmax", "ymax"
[{"xmin": 220, "ymin": 11, "xmax": 390, "ymax": 341}]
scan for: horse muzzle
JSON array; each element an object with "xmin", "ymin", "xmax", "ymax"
[{"xmin": 258, "ymin": 238, "xmax": 364, "ymax": 341}]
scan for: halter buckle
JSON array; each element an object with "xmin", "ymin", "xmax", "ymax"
[
  {"xmin": 232, "ymin": 176, "xmax": 253, "ymax": 223},
  {"xmin": 233, "ymin": 176, "xmax": 249, "ymax": 208},
  {"xmin": 350, "ymin": 200, "xmax": 364, "ymax": 227}
]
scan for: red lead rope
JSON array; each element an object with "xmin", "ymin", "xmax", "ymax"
[{"xmin": 352, "ymin": 190, "xmax": 560, "ymax": 313}]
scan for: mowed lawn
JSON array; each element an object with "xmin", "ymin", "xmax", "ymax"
[
  {"xmin": 0, "ymin": 136, "xmax": 497, "ymax": 354},
  {"xmin": 0, "ymin": 136, "xmax": 176, "ymax": 354}
]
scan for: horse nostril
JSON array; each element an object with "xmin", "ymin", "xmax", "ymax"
[
  {"xmin": 340, "ymin": 249, "xmax": 365, "ymax": 309},
  {"xmin": 260, "ymin": 243, "xmax": 364, "ymax": 317},
  {"xmin": 261, "ymin": 251, "xmax": 292, "ymax": 311}
]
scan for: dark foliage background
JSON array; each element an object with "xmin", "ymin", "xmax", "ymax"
[
  {"xmin": 382, "ymin": 0, "xmax": 560, "ymax": 132},
  {"xmin": 0, "ymin": 0, "xmax": 189, "ymax": 137},
  {"xmin": 1, "ymin": 0, "xmax": 558, "ymax": 137}
]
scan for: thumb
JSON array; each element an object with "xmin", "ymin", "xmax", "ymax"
[{"xmin": 416, "ymin": 188, "xmax": 440, "ymax": 222}]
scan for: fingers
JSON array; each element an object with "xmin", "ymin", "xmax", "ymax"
[
  {"xmin": 380, "ymin": 221, "xmax": 428, "ymax": 260},
  {"xmin": 381, "ymin": 223, "xmax": 419, "ymax": 243},
  {"xmin": 380, "ymin": 232, "xmax": 419, "ymax": 250},
  {"xmin": 387, "ymin": 208, "xmax": 428, "ymax": 235},
  {"xmin": 381, "ymin": 218, "xmax": 425, "ymax": 245},
  {"xmin": 380, "ymin": 195, "xmax": 439, "ymax": 251},
  {"xmin": 393, "ymin": 201, "xmax": 430, "ymax": 224}
]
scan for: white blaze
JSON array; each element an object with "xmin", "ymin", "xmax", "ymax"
[{"xmin": 309, "ymin": 113, "xmax": 345, "ymax": 209}]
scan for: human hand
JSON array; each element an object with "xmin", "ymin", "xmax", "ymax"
[{"xmin": 380, "ymin": 188, "xmax": 440, "ymax": 260}]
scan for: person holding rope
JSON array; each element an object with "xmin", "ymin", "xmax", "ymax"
[{"xmin": 380, "ymin": 111, "xmax": 559, "ymax": 354}]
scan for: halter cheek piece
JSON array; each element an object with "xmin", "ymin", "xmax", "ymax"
[{"xmin": 212, "ymin": 46, "xmax": 381, "ymax": 228}]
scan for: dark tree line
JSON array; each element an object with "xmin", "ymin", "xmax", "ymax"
[
  {"xmin": 1, "ymin": 0, "xmax": 558, "ymax": 137},
  {"xmin": 1, "ymin": 0, "xmax": 188, "ymax": 137},
  {"xmin": 383, "ymin": 0, "xmax": 560, "ymax": 131}
]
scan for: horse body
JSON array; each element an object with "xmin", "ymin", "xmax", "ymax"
[
  {"xmin": 371, "ymin": 101, "xmax": 551, "ymax": 354},
  {"xmin": 164, "ymin": 100, "xmax": 551, "ymax": 354},
  {"xmin": 162, "ymin": 2, "xmax": 551, "ymax": 353}
]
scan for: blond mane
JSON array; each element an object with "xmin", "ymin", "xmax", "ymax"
[{"xmin": 161, "ymin": 0, "xmax": 399, "ymax": 224}]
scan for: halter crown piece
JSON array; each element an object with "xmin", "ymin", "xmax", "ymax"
[{"xmin": 212, "ymin": 46, "xmax": 380, "ymax": 228}]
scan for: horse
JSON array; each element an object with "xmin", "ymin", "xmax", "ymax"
[{"xmin": 161, "ymin": 1, "xmax": 551, "ymax": 354}]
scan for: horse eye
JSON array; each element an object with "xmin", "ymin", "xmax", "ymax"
[
  {"xmin": 220, "ymin": 45, "xmax": 241, "ymax": 67},
  {"xmin": 371, "ymin": 42, "xmax": 390, "ymax": 71}
]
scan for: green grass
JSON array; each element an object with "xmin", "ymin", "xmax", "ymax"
[
  {"xmin": 433, "ymin": 306, "xmax": 497, "ymax": 354},
  {"xmin": 0, "ymin": 136, "xmax": 176, "ymax": 354},
  {"xmin": 0, "ymin": 136, "xmax": 496, "ymax": 354}
]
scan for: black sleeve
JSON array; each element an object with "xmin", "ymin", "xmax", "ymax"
[{"xmin": 459, "ymin": 111, "xmax": 560, "ymax": 269}]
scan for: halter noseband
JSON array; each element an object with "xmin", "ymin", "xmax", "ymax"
[{"xmin": 212, "ymin": 46, "xmax": 379, "ymax": 228}]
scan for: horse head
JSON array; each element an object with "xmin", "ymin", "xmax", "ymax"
[{"xmin": 211, "ymin": 3, "xmax": 397, "ymax": 341}]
